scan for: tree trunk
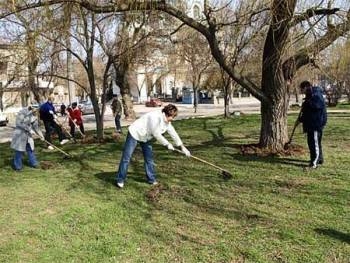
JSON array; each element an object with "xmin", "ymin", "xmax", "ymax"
[
  {"xmin": 259, "ymin": 72, "xmax": 290, "ymax": 151},
  {"xmin": 114, "ymin": 61, "xmax": 136, "ymax": 120},
  {"xmin": 0, "ymin": 84, "xmax": 3, "ymax": 111},
  {"xmin": 87, "ymin": 59, "xmax": 104, "ymax": 140},
  {"xmin": 193, "ymin": 87, "xmax": 198, "ymax": 113},
  {"xmin": 224, "ymin": 81, "xmax": 230, "ymax": 118},
  {"xmin": 121, "ymin": 93, "xmax": 135, "ymax": 119}
]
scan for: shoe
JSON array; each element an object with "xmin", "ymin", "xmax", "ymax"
[
  {"xmin": 309, "ymin": 163, "xmax": 317, "ymax": 169},
  {"xmin": 48, "ymin": 145, "xmax": 54, "ymax": 150},
  {"xmin": 304, "ymin": 164, "xmax": 317, "ymax": 171},
  {"xmin": 60, "ymin": 139, "xmax": 70, "ymax": 145},
  {"xmin": 116, "ymin": 182, "xmax": 124, "ymax": 188},
  {"xmin": 116, "ymin": 130, "xmax": 122, "ymax": 134},
  {"xmin": 150, "ymin": 181, "xmax": 158, "ymax": 186}
]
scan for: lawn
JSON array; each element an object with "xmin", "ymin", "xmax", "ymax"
[{"xmin": 0, "ymin": 113, "xmax": 349, "ymax": 262}]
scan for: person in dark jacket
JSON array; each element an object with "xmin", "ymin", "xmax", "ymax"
[
  {"xmin": 111, "ymin": 95, "xmax": 123, "ymax": 133},
  {"xmin": 60, "ymin": 103, "xmax": 67, "ymax": 116},
  {"xmin": 298, "ymin": 81, "xmax": 327, "ymax": 168},
  {"xmin": 39, "ymin": 95, "xmax": 69, "ymax": 149}
]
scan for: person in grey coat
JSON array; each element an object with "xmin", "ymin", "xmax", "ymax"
[{"xmin": 11, "ymin": 106, "xmax": 44, "ymax": 171}]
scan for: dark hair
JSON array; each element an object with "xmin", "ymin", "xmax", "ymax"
[
  {"xmin": 162, "ymin": 104, "xmax": 178, "ymax": 117},
  {"xmin": 300, "ymin": 81, "xmax": 312, "ymax": 89},
  {"xmin": 72, "ymin": 102, "xmax": 77, "ymax": 107}
]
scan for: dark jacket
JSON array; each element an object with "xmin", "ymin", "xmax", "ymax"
[
  {"xmin": 111, "ymin": 98, "xmax": 122, "ymax": 116},
  {"xmin": 299, "ymin": 86, "xmax": 327, "ymax": 132},
  {"xmin": 39, "ymin": 101, "xmax": 55, "ymax": 122}
]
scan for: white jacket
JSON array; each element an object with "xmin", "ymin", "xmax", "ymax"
[{"xmin": 129, "ymin": 109, "xmax": 183, "ymax": 146}]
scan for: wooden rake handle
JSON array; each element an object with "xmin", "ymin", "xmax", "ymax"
[
  {"xmin": 173, "ymin": 148, "xmax": 228, "ymax": 173},
  {"xmin": 67, "ymin": 114, "xmax": 86, "ymax": 138},
  {"xmin": 43, "ymin": 138, "xmax": 71, "ymax": 157},
  {"xmin": 287, "ymin": 109, "xmax": 303, "ymax": 144},
  {"xmin": 54, "ymin": 117, "xmax": 75, "ymax": 139}
]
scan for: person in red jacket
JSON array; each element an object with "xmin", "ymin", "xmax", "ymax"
[{"xmin": 67, "ymin": 102, "xmax": 85, "ymax": 139}]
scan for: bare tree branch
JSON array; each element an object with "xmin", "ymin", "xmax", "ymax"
[{"xmin": 291, "ymin": 7, "xmax": 340, "ymax": 27}]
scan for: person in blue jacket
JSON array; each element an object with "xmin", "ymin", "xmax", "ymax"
[
  {"xmin": 39, "ymin": 95, "xmax": 69, "ymax": 149},
  {"xmin": 298, "ymin": 81, "xmax": 327, "ymax": 168}
]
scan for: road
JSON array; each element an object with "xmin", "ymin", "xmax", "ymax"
[{"xmin": 0, "ymin": 97, "xmax": 261, "ymax": 143}]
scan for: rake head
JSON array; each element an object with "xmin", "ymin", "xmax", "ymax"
[{"xmin": 220, "ymin": 170, "xmax": 233, "ymax": 180}]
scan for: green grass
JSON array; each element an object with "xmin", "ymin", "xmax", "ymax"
[
  {"xmin": 0, "ymin": 113, "xmax": 349, "ymax": 262},
  {"xmin": 334, "ymin": 101, "xmax": 350, "ymax": 110}
]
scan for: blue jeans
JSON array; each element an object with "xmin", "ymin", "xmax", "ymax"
[
  {"xmin": 13, "ymin": 143, "xmax": 38, "ymax": 170},
  {"xmin": 116, "ymin": 132, "xmax": 156, "ymax": 184}
]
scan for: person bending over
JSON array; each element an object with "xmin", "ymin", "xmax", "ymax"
[
  {"xmin": 115, "ymin": 104, "xmax": 190, "ymax": 188},
  {"xmin": 11, "ymin": 106, "xmax": 44, "ymax": 171}
]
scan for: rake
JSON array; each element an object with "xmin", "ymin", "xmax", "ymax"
[
  {"xmin": 173, "ymin": 148, "xmax": 233, "ymax": 180},
  {"xmin": 284, "ymin": 109, "xmax": 303, "ymax": 150}
]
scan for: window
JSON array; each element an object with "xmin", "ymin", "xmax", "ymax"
[
  {"xmin": 0, "ymin": 62, "xmax": 7, "ymax": 75},
  {"xmin": 193, "ymin": 5, "xmax": 200, "ymax": 19}
]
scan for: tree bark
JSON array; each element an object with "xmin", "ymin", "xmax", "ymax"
[{"xmin": 114, "ymin": 60, "xmax": 136, "ymax": 120}]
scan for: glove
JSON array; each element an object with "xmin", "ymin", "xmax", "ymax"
[
  {"xmin": 167, "ymin": 143, "xmax": 175, "ymax": 151},
  {"xmin": 181, "ymin": 145, "xmax": 191, "ymax": 157},
  {"xmin": 40, "ymin": 136, "xmax": 45, "ymax": 142},
  {"xmin": 49, "ymin": 110, "xmax": 54, "ymax": 115}
]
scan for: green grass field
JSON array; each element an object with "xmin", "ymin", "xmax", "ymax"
[{"xmin": 0, "ymin": 113, "xmax": 349, "ymax": 262}]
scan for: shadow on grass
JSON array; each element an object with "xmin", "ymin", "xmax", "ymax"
[
  {"xmin": 315, "ymin": 228, "xmax": 350, "ymax": 244},
  {"xmin": 94, "ymin": 171, "xmax": 115, "ymax": 185},
  {"xmin": 229, "ymin": 153, "xmax": 309, "ymax": 168},
  {"xmin": 94, "ymin": 170, "xmax": 155, "ymax": 186}
]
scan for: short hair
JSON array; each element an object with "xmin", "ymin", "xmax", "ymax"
[
  {"xmin": 72, "ymin": 102, "xmax": 77, "ymax": 107},
  {"xmin": 162, "ymin": 104, "xmax": 178, "ymax": 117},
  {"xmin": 300, "ymin": 81, "xmax": 312, "ymax": 89}
]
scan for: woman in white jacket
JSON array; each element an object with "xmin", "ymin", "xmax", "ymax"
[
  {"xmin": 116, "ymin": 104, "xmax": 190, "ymax": 188},
  {"xmin": 11, "ymin": 106, "xmax": 44, "ymax": 171}
]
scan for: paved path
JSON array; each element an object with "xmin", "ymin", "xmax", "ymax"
[
  {"xmin": 1, "ymin": 97, "xmax": 349, "ymax": 143},
  {"xmin": 0, "ymin": 97, "xmax": 260, "ymax": 143}
]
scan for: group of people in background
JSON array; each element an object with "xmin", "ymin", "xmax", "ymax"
[{"xmin": 10, "ymin": 80, "xmax": 327, "ymax": 188}]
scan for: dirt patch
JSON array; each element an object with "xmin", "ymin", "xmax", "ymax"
[
  {"xmin": 40, "ymin": 160, "xmax": 56, "ymax": 170},
  {"xmin": 240, "ymin": 143, "xmax": 306, "ymax": 157},
  {"xmin": 145, "ymin": 183, "xmax": 167, "ymax": 203},
  {"xmin": 79, "ymin": 134, "xmax": 122, "ymax": 144}
]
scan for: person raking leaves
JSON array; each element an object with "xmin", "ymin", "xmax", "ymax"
[
  {"xmin": 67, "ymin": 102, "xmax": 85, "ymax": 139},
  {"xmin": 298, "ymin": 80, "xmax": 327, "ymax": 169},
  {"xmin": 39, "ymin": 95, "xmax": 69, "ymax": 149},
  {"xmin": 11, "ymin": 106, "xmax": 44, "ymax": 171},
  {"xmin": 115, "ymin": 104, "xmax": 191, "ymax": 188}
]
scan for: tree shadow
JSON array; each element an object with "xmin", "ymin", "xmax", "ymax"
[
  {"xmin": 314, "ymin": 228, "xmax": 350, "ymax": 244},
  {"xmin": 228, "ymin": 153, "xmax": 309, "ymax": 168},
  {"xmin": 94, "ymin": 171, "xmax": 115, "ymax": 185}
]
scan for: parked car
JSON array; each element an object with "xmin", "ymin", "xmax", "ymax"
[
  {"xmin": 78, "ymin": 101, "xmax": 94, "ymax": 115},
  {"xmin": 0, "ymin": 112, "xmax": 9, "ymax": 126},
  {"xmin": 145, "ymin": 98, "xmax": 162, "ymax": 107}
]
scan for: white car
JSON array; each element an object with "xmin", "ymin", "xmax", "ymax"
[
  {"xmin": 78, "ymin": 101, "xmax": 94, "ymax": 115},
  {"xmin": 0, "ymin": 112, "xmax": 9, "ymax": 126}
]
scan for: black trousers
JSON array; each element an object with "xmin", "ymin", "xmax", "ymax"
[
  {"xmin": 307, "ymin": 130, "xmax": 323, "ymax": 166},
  {"xmin": 43, "ymin": 120, "xmax": 66, "ymax": 143},
  {"xmin": 69, "ymin": 123, "xmax": 85, "ymax": 138}
]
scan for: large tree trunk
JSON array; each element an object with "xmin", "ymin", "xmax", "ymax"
[
  {"xmin": 258, "ymin": 0, "xmax": 296, "ymax": 151},
  {"xmin": 259, "ymin": 93, "xmax": 289, "ymax": 152},
  {"xmin": 114, "ymin": 61, "xmax": 136, "ymax": 120}
]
